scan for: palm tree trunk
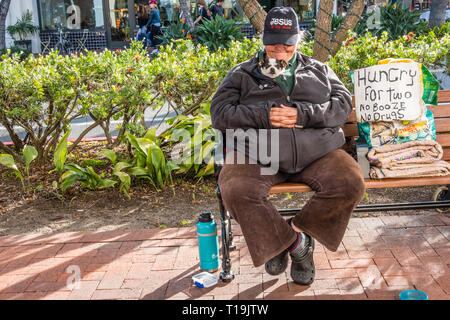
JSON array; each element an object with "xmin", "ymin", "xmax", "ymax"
[
  {"xmin": 179, "ymin": 0, "xmax": 195, "ymax": 32},
  {"xmin": 429, "ymin": 0, "xmax": 447, "ymax": 28},
  {"xmin": 236, "ymin": 0, "xmax": 267, "ymax": 33},
  {"xmin": 0, "ymin": 0, "xmax": 12, "ymax": 50},
  {"xmin": 313, "ymin": 0, "xmax": 365, "ymax": 63},
  {"xmin": 313, "ymin": 0, "xmax": 334, "ymax": 62}
]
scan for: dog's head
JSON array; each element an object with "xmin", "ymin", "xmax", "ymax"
[{"xmin": 258, "ymin": 57, "xmax": 287, "ymax": 79}]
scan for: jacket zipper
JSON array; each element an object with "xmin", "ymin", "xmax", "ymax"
[
  {"xmin": 246, "ymin": 68, "xmax": 300, "ymax": 170},
  {"xmin": 267, "ymin": 79, "xmax": 298, "ymax": 171}
]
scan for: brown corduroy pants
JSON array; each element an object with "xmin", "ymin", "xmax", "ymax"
[{"xmin": 218, "ymin": 149, "xmax": 366, "ymax": 267}]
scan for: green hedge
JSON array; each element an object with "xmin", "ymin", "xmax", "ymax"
[
  {"xmin": 328, "ymin": 30, "xmax": 449, "ymax": 93},
  {"xmin": 0, "ymin": 39, "xmax": 260, "ymax": 167}
]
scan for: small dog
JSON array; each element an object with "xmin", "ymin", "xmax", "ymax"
[{"xmin": 258, "ymin": 57, "xmax": 287, "ymax": 78}]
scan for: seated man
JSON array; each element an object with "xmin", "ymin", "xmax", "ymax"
[{"xmin": 210, "ymin": 7, "xmax": 365, "ymax": 285}]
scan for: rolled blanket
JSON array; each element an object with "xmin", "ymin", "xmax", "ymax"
[
  {"xmin": 370, "ymin": 160, "xmax": 450, "ymax": 179},
  {"xmin": 367, "ymin": 140, "xmax": 443, "ymax": 169}
]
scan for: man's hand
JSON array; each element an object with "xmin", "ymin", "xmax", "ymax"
[{"xmin": 270, "ymin": 104, "xmax": 298, "ymax": 128}]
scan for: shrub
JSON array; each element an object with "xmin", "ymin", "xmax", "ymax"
[
  {"xmin": 0, "ymin": 38, "xmax": 259, "ymax": 184},
  {"xmin": 355, "ymin": 1, "xmax": 429, "ymax": 40},
  {"xmin": 194, "ymin": 17, "xmax": 245, "ymax": 52},
  {"xmin": 0, "ymin": 46, "xmax": 31, "ymax": 60},
  {"xmin": 328, "ymin": 30, "xmax": 450, "ymax": 93}
]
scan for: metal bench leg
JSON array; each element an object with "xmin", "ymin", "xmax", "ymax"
[{"xmin": 217, "ymin": 187, "xmax": 235, "ymax": 282}]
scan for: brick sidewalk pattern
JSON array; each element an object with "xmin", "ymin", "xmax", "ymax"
[{"xmin": 0, "ymin": 213, "xmax": 449, "ymax": 300}]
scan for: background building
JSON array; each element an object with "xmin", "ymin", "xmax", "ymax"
[{"xmin": 6, "ymin": 0, "xmax": 437, "ymax": 54}]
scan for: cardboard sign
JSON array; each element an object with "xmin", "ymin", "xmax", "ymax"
[{"xmin": 354, "ymin": 63, "xmax": 422, "ymax": 122}]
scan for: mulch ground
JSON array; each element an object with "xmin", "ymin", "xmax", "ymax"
[{"xmin": 0, "ymin": 140, "xmax": 446, "ymax": 236}]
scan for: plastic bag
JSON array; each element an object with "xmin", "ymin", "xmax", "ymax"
[{"xmin": 357, "ymin": 103, "xmax": 436, "ymax": 148}]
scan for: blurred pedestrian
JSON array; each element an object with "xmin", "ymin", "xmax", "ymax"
[
  {"xmin": 210, "ymin": 0, "xmax": 224, "ymax": 19},
  {"xmin": 145, "ymin": 0, "xmax": 162, "ymax": 47},
  {"xmin": 194, "ymin": 0, "xmax": 212, "ymax": 25}
]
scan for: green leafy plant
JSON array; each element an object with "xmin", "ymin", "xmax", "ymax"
[
  {"xmin": 156, "ymin": 21, "xmax": 189, "ymax": 46},
  {"xmin": 0, "ymin": 153, "xmax": 24, "ymax": 190},
  {"xmin": 0, "ymin": 145, "xmax": 38, "ymax": 192},
  {"xmin": 355, "ymin": 1, "xmax": 429, "ymax": 40},
  {"xmin": 332, "ymin": 14, "xmax": 344, "ymax": 33},
  {"xmin": 54, "ymin": 130, "xmax": 71, "ymax": 177},
  {"xmin": 112, "ymin": 161, "xmax": 132, "ymax": 199},
  {"xmin": 125, "ymin": 130, "xmax": 179, "ymax": 190},
  {"xmin": 0, "ymin": 46, "xmax": 31, "ymax": 61},
  {"xmin": 194, "ymin": 17, "xmax": 245, "ymax": 52},
  {"xmin": 6, "ymin": 10, "xmax": 39, "ymax": 41},
  {"xmin": 98, "ymin": 149, "xmax": 118, "ymax": 165},
  {"xmin": 430, "ymin": 20, "xmax": 450, "ymax": 38},
  {"xmin": 23, "ymin": 145, "xmax": 38, "ymax": 176},
  {"xmin": 328, "ymin": 30, "xmax": 449, "ymax": 93},
  {"xmin": 60, "ymin": 163, "xmax": 117, "ymax": 192},
  {"xmin": 162, "ymin": 110, "xmax": 216, "ymax": 178}
]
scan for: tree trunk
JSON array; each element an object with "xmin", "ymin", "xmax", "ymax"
[
  {"xmin": 0, "ymin": 0, "xmax": 11, "ymax": 50},
  {"xmin": 429, "ymin": 0, "xmax": 448, "ymax": 28},
  {"xmin": 401, "ymin": 0, "xmax": 412, "ymax": 9},
  {"xmin": 236, "ymin": 0, "xmax": 267, "ymax": 33},
  {"xmin": 313, "ymin": 0, "xmax": 365, "ymax": 63},
  {"xmin": 179, "ymin": 0, "xmax": 195, "ymax": 32}
]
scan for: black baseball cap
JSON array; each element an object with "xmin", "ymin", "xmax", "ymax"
[{"xmin": 263, "ymin": 7, "xmax": 299, "ymax": 46}]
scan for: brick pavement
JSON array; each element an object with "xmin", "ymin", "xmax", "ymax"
[{"xmin": 0, "ymin": 213, "xmax": 448, "ymax": 300}]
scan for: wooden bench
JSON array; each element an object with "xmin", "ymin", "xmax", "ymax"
[{"xmin": 214, "ymin": 89, "xmax": 450, "ymax": 282}]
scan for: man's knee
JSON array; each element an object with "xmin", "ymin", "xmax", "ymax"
[
  {"xmin": 340, "ymin": 169, "xmax": 366, "ymax": 202},
  {"xmin": 219, "ymin": 175, "xmax": 268, "ymax": 203},
  {"xmin": 317, "ymin": 153, "xmax": 366, "ymax": 201}
]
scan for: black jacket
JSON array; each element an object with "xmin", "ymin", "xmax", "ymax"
[{"xmin": 210, "ymin": 51, "xmax": 353, "ymax": 173}]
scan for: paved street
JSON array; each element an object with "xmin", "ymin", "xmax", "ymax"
[
  {"xmin": 0, "ymin": 213, "xmax": 448, "ymax": 300},
  {"xmin": 0, "ymin": 102, "xmax": 177, "ymax": 143}
]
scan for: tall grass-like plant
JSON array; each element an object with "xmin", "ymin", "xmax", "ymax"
[
  {"xmin": 54, "ymin": 130, "xmax": 71, "ymax": 177},
  {"xmin": 156, "ymin": 21, "xmax": 189, "ymax": 46},
  {"xmin": 355, "ymin": 1, "xmax": 429, "ymax": 40},
  {"xmin": 125, "ymin": 131, "xmax": 179, "ymax": 190},
  {"xmin": 194, "ymin": 17, "xmax": 245, "ymax": 51},
  {"xmin": 60, "ymin": 163, "xmax": 117, "ymax": 192}
]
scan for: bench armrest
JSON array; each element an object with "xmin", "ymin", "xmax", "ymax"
[
  {"xmin": 355, "ymin": 137, "xmax": 370, "ymax": 179},
  {"xmin": 213, "ymin": 139, "xmax": 225, "ymax": 181}
]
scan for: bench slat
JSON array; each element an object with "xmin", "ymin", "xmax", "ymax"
[
  {"xmin": 438, "ymin": 90, "xmax": 450, "ymax": 103},
  {"xmin": 437, "ymin": 134, "xmax": 450, "ymax": 147},
  {"xmin": 269, "ymin": 175, "xmax": 450, "ymax": 194},
  {"xmin": 428, "ymin": 104, "xmax": 450, "ymax": 118},
  {"xmin": 443, "ymin": 148, "xmax": 450, "ymax": 161}
]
